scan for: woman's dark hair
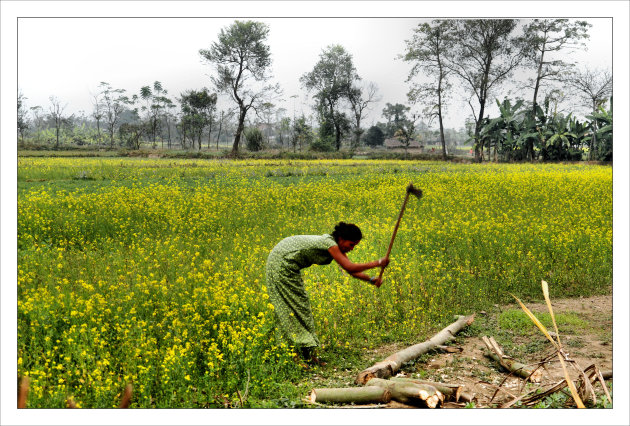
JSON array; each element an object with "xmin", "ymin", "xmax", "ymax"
[{"xmin": 332, "ymin": 222, "xmax": 362, "ymax": 243}]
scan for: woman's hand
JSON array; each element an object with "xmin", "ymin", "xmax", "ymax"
[
  {"xmin": 370, "ymin": 276, "xmax": 384, "ymax": 288},
  {"xmin": 378, "ymin": 257, "xmax": 390, "ymax": 268}
]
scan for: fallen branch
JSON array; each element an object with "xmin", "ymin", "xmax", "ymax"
[
  {"xmin": 482, "ymin": 336, "xmax": 543, "ymax": 383},
  {"xmin": 309, "ymin": 386, "xmax": 391, "ymax": 405},
  {"xmin": 366, "ymin": 378, "xmax": 443, "ymax": 408},
  {"xmin": 355, "ymin": 314, "xmax": 475, "ymax": 385},
  {"xmin": 389, "ymin": 377, "xmax": 472, "ymax": 403}
]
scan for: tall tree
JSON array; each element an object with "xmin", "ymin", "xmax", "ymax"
[
  {"xmin": 518, "ymin": 18, "xmax": 591, "ymax": 159},
  {"xmin": 449, "ymin": 19, "xmax": 522, "ymax": 162},
  {"xmin": 200, "ymin": 20, "xmax": 280, "ymax": 155},
  {"xmin": 565, "ymin": 67, "xmax": 612, "ymax": 160},
  {"xmin": 348, "ymin": 82, "xmax": 379, "ymax": 150},
  {"xmin": 300, "ymin": 44, "xmax": 360, "ymax": 150},
  {"xmin": 179, "ymin": 88, "xmax": 218, "ymax": 150},
  {"xmin": 99, "ymin": 82, "xmax": 132, "ymax": 147},
  {"xmin": 91, "ymin": 92, "xmax": 104, "ymax": 147},
  {"xmin": 565, "ymin": 67, "xmax": 612, "ymax": 113},
  {"xmin": 381, "ymin": 103, "xmax": 411, "ymax": 138},
  {"xmin": 48, "ymin": 96, "xmax": 67, "ymax": 148},
  {"xmin": 17, "ymin": 92, "xmax": 29, "ymax": 143},
  {"xmin": 403, "ymin": 20, "xmax": 456, "ymax": 160}
]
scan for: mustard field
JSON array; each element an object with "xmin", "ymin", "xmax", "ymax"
[{"xmin": 17, "ymin": 158, "xmax": 612, "ymax": 407}]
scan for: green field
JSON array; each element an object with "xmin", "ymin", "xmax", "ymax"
[{"xmin": 17, "ymin": 158, "xmax": 612, "ymax": 408}]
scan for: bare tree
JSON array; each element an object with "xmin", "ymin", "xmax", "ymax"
[
  {"xmin": 18, "ymin": 92, "xmax": 29, "ymax": 143},
  {"xmin": 403, "ymin": 20, "xmax": 456, "ymax": 160},
  {"xmin": 565, "ymin": 67, "xmax": 613, "ymax": 160},
  {"xmin": 348, "ymin": 81, "xmax": 380, "ymax": 150},
  {"xmin": 48, "ymin": 96, "xmax": 67, "ymax": 148},
  {"xmin": 565, "ymin": 67, "xmax": 612, "ymax": 113}
]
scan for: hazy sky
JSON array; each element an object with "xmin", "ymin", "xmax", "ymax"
[{"xmin": 15, "ymin": 14, "xmax": 613, "ymax": 130}]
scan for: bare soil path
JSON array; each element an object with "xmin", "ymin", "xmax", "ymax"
[{"xmin": 366, "ymin": 294, "xmax": 613, "ymax": 408}]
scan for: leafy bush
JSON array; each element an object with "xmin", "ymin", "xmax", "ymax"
[
  {"xmin": 309, "ymin": 136, "xmax": 335, "ymax": 152},
  {"xmin": 244, "ymin": 127, "xmax": 265, "ymax": 152}
]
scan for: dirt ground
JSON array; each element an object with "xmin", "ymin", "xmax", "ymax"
[{"xmin": 370, "ymin": 295, "xmax": 613, "ymax": 408}]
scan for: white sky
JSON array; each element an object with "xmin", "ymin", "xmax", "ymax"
[
  {"xmin": 14, "ymin": 14, "xmax": 613, "ymax": 130},
  {"xmin": 2, "ymin": 2, "xmax": 629, "ymax": 426}
]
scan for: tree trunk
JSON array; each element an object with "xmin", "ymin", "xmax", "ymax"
[
  {"xmin": 366, "ymin": 378, "xmax": 443, "ymax": 408},
  {"xmin": 356, "ymin": 314, "xmax": 475, "ymax": 385},
  {"xmin": 232, "ymin": 107, "xmax": 247, "ymax": 155},
  {"xmin": 389, "ymin": 377, "xmax": 473, "ymax": 403},
  {"xmin": 309, "ymin": 386, "xmax": 391, "ymax": 405}
]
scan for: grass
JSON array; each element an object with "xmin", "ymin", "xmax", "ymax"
[
  {"xmin": 498, "ymin": 309, "xmax": 590, "ymax": 336},
  {"xmin": 17, "ymin": 157, "xmax": 612, "ymax": 408}
]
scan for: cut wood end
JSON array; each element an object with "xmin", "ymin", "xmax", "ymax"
[
  {"xmin": 530, "ymin": 370, "xmax": 543, "ymax": 383},
  {"xmin": 426, "ymin": 394, "xmax": 441, "ymax": 409},
  {"xmin": 309, "ymin": 390, "xmax": 317, "ymax": 404}
]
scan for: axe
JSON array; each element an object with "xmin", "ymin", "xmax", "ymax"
[{"xmin": 377, "ymin": 182, "xmax": 423, "ymax": 282}]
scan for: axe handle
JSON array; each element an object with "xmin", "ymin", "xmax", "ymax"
[{"xmin": 377, "ymin": 190, "xmax": 411, "ymax": 281}]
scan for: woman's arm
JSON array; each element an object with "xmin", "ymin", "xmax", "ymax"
[
  {"xmin": 328, "ymin": 245, "xmax": 388, "ymax": 274},
  {"xmin": 350, "ymin": 271, "xmax": 384, "ymax": 288}
]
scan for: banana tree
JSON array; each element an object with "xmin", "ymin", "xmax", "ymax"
[{"xmin": 586, "ymin": 97, "xmax": 613, "ymax": 161}]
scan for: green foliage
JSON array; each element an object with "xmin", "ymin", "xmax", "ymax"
[
  {"xmin": 586, "ymin": 98, "xmax": 613, "ymax": 161},
  {"xmin": 363, "ymin": 126, "xmax": 385, "ymax": 147},
  {"xmin": 309, "ymin": 136, "xmax": 335, "ymax": 152},
  {"xmin": 244, "ymin": 127, "xmax": 264, "ymax": 151}
]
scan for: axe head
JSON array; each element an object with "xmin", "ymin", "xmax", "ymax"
[{"xmin": 406, "ymin": 183, "xmax": 423, "ymax": 199}]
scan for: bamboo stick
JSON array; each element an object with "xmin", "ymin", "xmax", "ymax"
[
  {"xmin": 482, "ymin": 336, "xmax": 543, "ymax": 383},
  {"xmin": 356, "ymin": 314, "xmax": 475, "ymax": 385}
]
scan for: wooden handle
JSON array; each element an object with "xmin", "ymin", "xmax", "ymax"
[{"xmin": 378, "ymin": 191, "xmax": 411, "ymax": 280}]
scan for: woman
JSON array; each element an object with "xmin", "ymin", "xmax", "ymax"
[{"xmin": 265, "ymin": 222, "xmax": 389, "ymax": 366}]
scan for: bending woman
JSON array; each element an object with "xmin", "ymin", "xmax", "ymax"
[{"xmin": 265, "ymin": 222, "xmax": 389, "ymax": 365}]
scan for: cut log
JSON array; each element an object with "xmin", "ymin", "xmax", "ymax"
[
  {"xmin": 356, "ymin": 314, "xmax": 475, "ymax": 385},
  {"xmin": 390, "ymin": 377, "xmax": 468, "ymax": 402},
  {"xmin": 366, "ymin": 378, "xmax": 444, "ymax": 408},
  {"xmin": 309, "ymin": 386, "xmax": 391, "ymax": 405},
  {"xmin": 483, "ymin": 352, "xmax": 543, "ymax": 383},
  {"xmin": 482, "ymin": 336, "xmax": 542, "ymax": 383}
]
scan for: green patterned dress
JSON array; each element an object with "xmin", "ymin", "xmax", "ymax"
[{"xmin": 265, "ymin": 234, "xmax": 338, "ymax": 349}]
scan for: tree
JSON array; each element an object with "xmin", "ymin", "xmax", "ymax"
[
  {"xmin": 518, "ymin": 19, "xmax": 591, "ymax": 160},
  {"xmin": 18, "ymin": 92, "xmax": 29, "ymax": 143},
  {"xmin": 565, "ymin": 67, "xmax": 612, "ymax": 113},
  {"xmin": 291, "ymin": 115, "xmax": 313, "ymax": 152},
  {"xmin": 48, "ymin": 96, "xmax": 67, "ymax": 148},
  {"xmin": 565, "ymin": 67, "xmax": 612, "ymax": 160},
  {"xmin": 29, "ymin": 105, "xmax": 45, "ymax": 143},
  {"xmin": 91, "ymin": 92, "xmax": 104, "ymax": 147},
  {"xmin": 179, "ymin": 88, "xmax": 218, "ymax": 150},
  {"xmin": 449, "ymin": 19, "xmax": 522, "ymax": 162},
  {"xmin": 300, "ymin": 44, "xmax": 360, "ymax": 150},
  {"xmin": 363, "ymin": 125, "xmax": 385, "ymax": 148},
  {"xmin": 381, "ymin": 103, "xmax": 411, "ymax": 137},
  {"xmin": 348, "ymin": 82, "xmax": 379, "ymax": 150},
  {"xmin": 404, "ymin": 20, "xmax": 456, "ymax": 160},
  {"xmin": 99, "ymin": 82, "xmax": 133, "ymax": 148},
  {"xmin": 200, "ymin": 20, "xmax": 280, "ymax": 155}
]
